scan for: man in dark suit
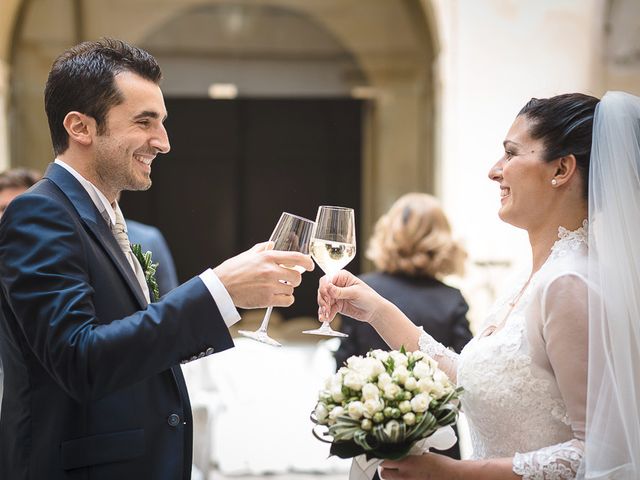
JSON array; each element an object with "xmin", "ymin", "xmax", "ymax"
[{"xmin": 0, "ymin": 38, "xmax": 313, "ymax": 479}]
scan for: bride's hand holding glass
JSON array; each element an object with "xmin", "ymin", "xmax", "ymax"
[
  {"xmin": 317, "ymin": 270, "xmax": 387, "ymax": 326},
  {"xmin": 318, "ymin": 269, "xmax": 423, "ymax": 352}
]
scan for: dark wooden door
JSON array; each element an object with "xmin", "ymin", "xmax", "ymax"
[{"xmin": 121, "ymin": 98, "xmax": 363, "ymax": 318}]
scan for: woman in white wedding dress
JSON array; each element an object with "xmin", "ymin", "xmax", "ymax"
[{"xmin": 317, "ymin": 92, "xmax": 640, "ymax": 479}]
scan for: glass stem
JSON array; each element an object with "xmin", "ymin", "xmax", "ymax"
[{"xmin": 258, "ymin": 306, "xmax": 274, "ymax": 332}]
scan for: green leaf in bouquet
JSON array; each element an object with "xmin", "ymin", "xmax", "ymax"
[
  {"xmin": 385, "ymin": 356, "xmax": 395, "ymax": 375},
  {"xmin": 366, "ymin": 440, "xmax": 417, "ymax": 461},
  {"xmin": 372, "ymin": 423, "xmax": 391, "ymax": 444},
  {"xmin": 435, "ymin": 404, "xmax": 459, "ymax": 426},
  {"xmin": 330, "ymin": 440, "xmax": 367, "ymax": 459},
  {"xmin": 405, "ymin": 411, "xmax": 438, "ymax": 443},
  {"xmin": 328, "ymin": 415, "xmax": 362, "ymax": 441},
  {"xmin": 407, "ymin": 356, "xmax": 418, "ymax": 372},
  {"xmin": 332, "ymin": 434, "xmax": 415, "ymax": 461}
]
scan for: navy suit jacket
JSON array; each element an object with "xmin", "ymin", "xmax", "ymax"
[
  {"xmin": 127, "ymin": 219, "xmax": 179, "ymax": 296},
  {"xmin": 0, "ymin": 163, "xmax": 234, "ymax": 479}
]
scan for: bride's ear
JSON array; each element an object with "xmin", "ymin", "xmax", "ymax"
[{"xmin": 551, "ymin": 154, "xmax": 578, "ymax": 187}]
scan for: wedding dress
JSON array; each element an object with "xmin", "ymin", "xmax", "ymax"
[{"xmin": 419, "ymin": 221, "xmax": 589, "ymax": 479}]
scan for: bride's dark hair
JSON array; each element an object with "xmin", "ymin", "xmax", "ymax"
[{"xmin": 518, "ymin": 93, "xmax": 600, "ymax": 199}]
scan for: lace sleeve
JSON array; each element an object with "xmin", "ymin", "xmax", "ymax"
[
  {"xmin": 511, "ymin": 272, "xmax": 588, "ymax": 479},
  {"xmin": 417, "ymin": 327, "xmax": 458, "ymax": 382},
  {"xmin": 513, "ymin": 439, "xmax": 583, "ymax": 479}
]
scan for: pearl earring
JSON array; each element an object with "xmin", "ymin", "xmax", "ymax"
[{"xmin": 551, "ymin": 179, "xmax": 558, "ymax": 186}]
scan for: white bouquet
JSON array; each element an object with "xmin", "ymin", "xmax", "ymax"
[{"xmin": 311, "ymin": 347, "xmax": 462, "ymax": 477}]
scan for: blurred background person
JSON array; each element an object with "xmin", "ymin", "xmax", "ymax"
[
  {"xmin": 334, "ymin": 192, "xmax": 472, "ymax": 459},
  {"xmin": 0, "ymin": 168, "xmax": 41, "ymax": 219},
  {"xmin": 0, "ymin": 167, "xmax": 41, "ymax": 413}
]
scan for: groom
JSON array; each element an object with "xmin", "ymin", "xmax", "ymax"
[{"xmin": 0, "ymin": 38, "xmax": 313, "ymax": 479}]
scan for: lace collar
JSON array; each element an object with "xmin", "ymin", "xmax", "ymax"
[{"xmin": 549, "ymin": 219, "xmax": 588, "ymax": 259}]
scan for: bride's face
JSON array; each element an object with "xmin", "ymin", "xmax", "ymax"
[{"xmin": 488, "ymin": 115, "xmax": 558, "ymax": 230}]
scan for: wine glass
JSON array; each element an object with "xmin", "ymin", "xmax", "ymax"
[
  {"xmin": 238, "ymin": 212, "xmax": 315, "ymax": 347},
  {"xmin": 303, "ymin": 205, "xmax": 356, "ymax": 337}
]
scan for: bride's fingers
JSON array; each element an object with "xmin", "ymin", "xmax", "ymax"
[{"xmin": 378, "ymin": 467, "xmax": 400, "ymax": 480}]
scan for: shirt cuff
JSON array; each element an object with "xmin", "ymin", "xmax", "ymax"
[{"xmin": 199, "ymin": 269, "xmax": 241, "ymax": 327}]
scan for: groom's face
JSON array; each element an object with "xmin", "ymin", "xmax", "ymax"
[{"xmin": 92, "ymin": 71, "xmax": 170, "ymax": 195}]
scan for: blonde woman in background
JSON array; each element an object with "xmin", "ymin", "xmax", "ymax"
[{"xmin": 334, "ymin": 193, "xmax": 472, "ymax": 460}]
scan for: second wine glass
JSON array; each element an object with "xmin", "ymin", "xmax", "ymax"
[
  {"xmin": 303, "ymin": 205, "xmax": 356, "ymax": 337},
  {"xmin": 238, "ymin": 212, "xmax": 315, "ymax": 346}
]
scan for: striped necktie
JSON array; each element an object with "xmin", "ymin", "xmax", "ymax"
[{"xmin": 111, "ymin": 203, "xmax": 151, "ymax": 304}]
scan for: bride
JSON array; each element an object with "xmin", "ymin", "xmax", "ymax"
[{"xmin": 317, "ymin": 92, "xmax": 640, "ymax": 479}]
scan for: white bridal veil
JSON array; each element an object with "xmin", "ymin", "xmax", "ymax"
[{"xmin": 582, "ymin": 91, "xmax": 640, "ymax": 479}]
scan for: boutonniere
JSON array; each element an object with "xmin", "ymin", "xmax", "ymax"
[{"xmin": 131, "ymin": 243, "xmax": 160, "ymax": 302}]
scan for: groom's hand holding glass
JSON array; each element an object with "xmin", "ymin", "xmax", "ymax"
[{"xmin": 214, "ymin": 242, "xmax": 314, "ymax": 309}]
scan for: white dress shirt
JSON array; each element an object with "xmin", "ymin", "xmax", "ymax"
[{"xmin": 54, "ymin": 159, "xmax": 241, "ymax": 327}]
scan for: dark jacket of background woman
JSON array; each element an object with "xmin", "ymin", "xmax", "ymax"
[{"xmin": 335, "ymin": 271, "xmax": 472, "ymax": 368}]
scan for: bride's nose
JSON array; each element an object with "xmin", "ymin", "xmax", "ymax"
[{"xmin": 488, "ymin": 160, "xmax": 504, "ymax": 182}]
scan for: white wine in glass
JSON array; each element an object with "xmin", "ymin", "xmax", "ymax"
[
  {"xmin": 304, "ymin": 206, "xmax": 356, "ymax": 337},
  {"xmin": 238, "ymin": 212, "xmax": 315, "ymax": 346}
]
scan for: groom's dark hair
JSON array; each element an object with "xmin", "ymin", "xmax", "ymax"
[
  {"xmin": 518, "ymin": 93, "xmax": 600, "ymax": 200},
  {"xmin": 44, "ymin": 38, "xmax": 162, "ymax": 155}
]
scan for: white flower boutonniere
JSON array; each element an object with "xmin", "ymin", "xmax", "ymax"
[{"xmin": 131, "ymin": 243, "xmax": 160, "ymax": 302}]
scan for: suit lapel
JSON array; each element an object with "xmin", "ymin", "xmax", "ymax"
[{"xmin": 44, "ymin": 163, "xmax": 148, "ymax": 309}]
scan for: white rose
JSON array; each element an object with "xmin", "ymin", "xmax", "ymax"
[
  {"xmin": 366, "ymin": 358, "xmax": 387, "ymax": 380},
  {"xmin": 330, "ymin": 372, "xmax": 345, "ymax": 389},
  {"xmin": 377, "ymin": 373, "xmax": 392, "ymax": 389},
  {"xmin": 329, "ymin": 406, "xmax": 345, "ymax": 421},
  {"xmin": 362, "ymin": 383, "xmax": 380, "ymax": 401},
  {"xmin": 348, "ymin": 401, "xmax": 365, "ymax": 420},
  {"xmin": 412, "ymin": 361, "xmax": 432, "ymax": 379},
  {"xmin": 315, "ymin": 403, "xmax": 329, "ymax": 423},
  {"xmin": 355, "ymin": 357, "xmax": 378, "ymax": 380},
  {"xmin": 410, "ymin": 393, "xmax": 431, "ymax": 413},
  {"xmin": 364, "ymin": 398, "xmax": 384, "ymax": 416},
  {"xmin": 398, "ymin": 400, "xmax": 412, "ymax": 414},
  {"xmin": 343, "ymin": 371, "xmax": 366, "ymax": 391},
  {"xmin": 370, "ymin": 350, "xmax": 390, "ymax": 363},
  {"xmin": 434, "ymin": 369, "xmax": 450, "ymax": 386},
  {"xmin": 383, "ymin": 383, "xmax": 402, "ymax": 400},
  {"xmin": 427, "ymin": 355, "xmax": 439, "ymax": 369},
  {"xmin": 331, "ymin": 385, "xmax": 344, "ymax": 403},
  {"xmin": 417, "ymin": 377, "xmax": 436, "ymax": 394},
  {"xmin": 369, "ymin": 358, "xmax": 386, "ymax": 377},
  {"xmin": 345, "ymin": 357, "xmax": 363, "ymax": 378},
  {"xmin": 389, "ymin": 351, "xmax": 408, "ymax": 367},
  {"xmin": 410, "ymin": 351, "xmax": 425, "ymax": 362},
  {"xmin": 403, "ymin": 412, "xmax": 416, "ymax": 426},
  {"xmin": 404, "ymin": 377, "xmax": 418, "ymax": 391},
  {"xmin": 392, "ymin": 365, "xmax": 409, "ymax": 385}
]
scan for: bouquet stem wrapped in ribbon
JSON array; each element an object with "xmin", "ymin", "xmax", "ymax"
[{"xmin": 311, "ymin": 347, "xmax": 462, "ymax": 480}]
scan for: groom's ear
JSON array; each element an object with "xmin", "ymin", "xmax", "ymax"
[
  {"xmin": 63, "ymin": 111, "xmax": 97, "ymax": 147},
  {"xmin": 552, "ymin": 154, "xmax": 578, "ymax": 187}
]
